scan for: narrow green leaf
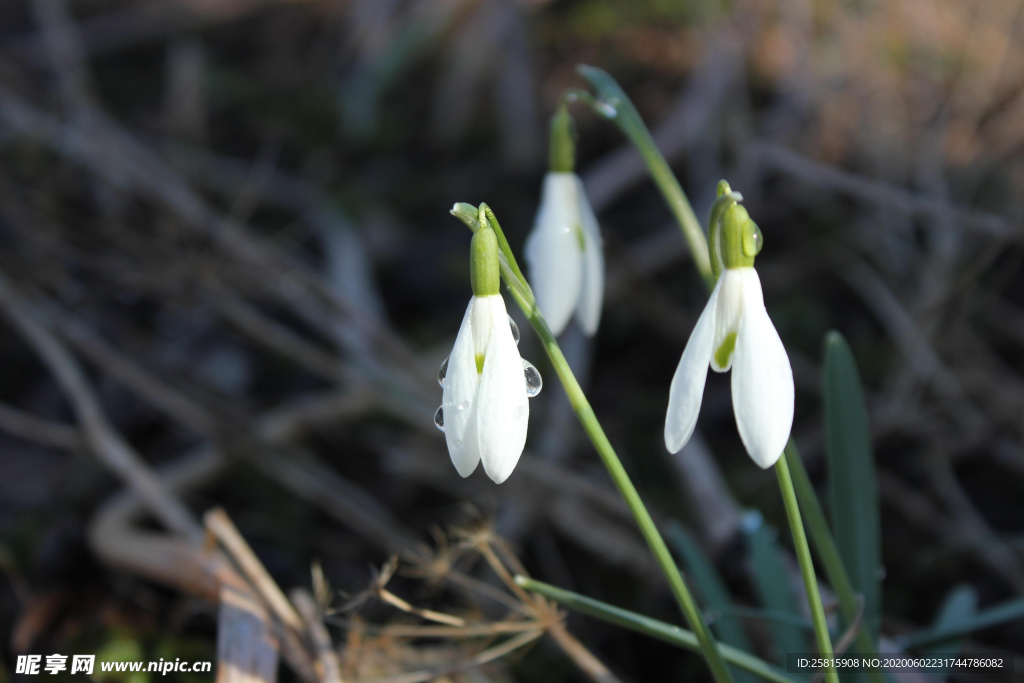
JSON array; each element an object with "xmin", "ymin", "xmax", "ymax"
[
  {"xmin": 823, "ymin": 331, "xmax": 882, "ymax": 641},
  {"xmin": 745, "ymin": 513, "xmax": 813, "ymax": 664},
  {"xmin": 668, "ymin": 523, "xmax": 759, "ymax": 683},
  {"xmin": 923, "ymin": 584, "xmax": 977, "ymax": 679},
  {"xmin": 514, "ymin": 575, "xmax": 801, "ymax": 683},
  {"xmin": 900, "ymin": 594, "xmax": 1024, "ymax": 649}
]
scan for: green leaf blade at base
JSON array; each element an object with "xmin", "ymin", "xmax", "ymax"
[{"xmin": 824, "ymin": 330, "xmax": 882, "ymax": 641}]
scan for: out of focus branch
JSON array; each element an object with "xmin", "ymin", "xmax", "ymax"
[
  {"xmin": 0, "ymin": 269, "xmax": 202, "ymax": 541},
  {"xmin": 748, "ymin": 141, "xmax": 1014, "ymax": 238},
  {"xmin": 0, "ymin": 402, "xmax": 82, "ymax": 450}
]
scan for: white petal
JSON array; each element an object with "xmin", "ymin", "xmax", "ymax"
[
  {"xmin": 573, "ymin": 175, "xmax": 604, "ymax": 336},
  {"xmin": 710, "ymin": 268, "xmax": 750, "ymax": 372},
  {"xmin": 665, "ymin": 275, "xmax": 723, "ymax": 454},
  {"xmin": 475, "ymin": 295, "xmax": 529, "ymax": 483},
  {"xmin": 442, "ymin": 299, "xmax": 481, "ymax": 477},
  {"xmin": 525, "ymin": 173, "xmax": 583, "ymax": 336},
  {"xmin": 731, "ymin": 271, "xmax": 794, "ymax": 469}
]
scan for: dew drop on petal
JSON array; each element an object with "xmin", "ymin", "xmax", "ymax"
[
  {"xmin": 522, "ymin": 359, "xmax": 543, "ymax": 397},
  {"xmin": 437, "ymin": 356, "xmax": 448, "ymax": 387},
  {"xmin": 508, "ymin": 316, "xmax": 520, "ymax": 345},
  {"xmin": 515, "ymin": 405, "xmax": 527, "ymax": 418},
  {"xmin": 433, "ymin": 406, "xmax": 445, "ymax": 432},
  {"xmin": 454, "ymin": 439, "xmax": 462, "ymax": 448},
  {"xmin": 457, "ymin": 400, "xmax": 469, "ymax": 411}
]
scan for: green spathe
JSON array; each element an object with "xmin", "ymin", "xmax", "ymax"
[{"xmin": 470, "ymin": 228, "xmax": 500, "ymax": 297}]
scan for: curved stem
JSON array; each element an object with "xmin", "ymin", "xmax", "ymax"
[
  {"xmin": 576, "ymin": 65, "xmax": 715, "ymax": 290},
  {"xmin": 775, "ymin": 457, "xmax": 839, "ymax": 683}
]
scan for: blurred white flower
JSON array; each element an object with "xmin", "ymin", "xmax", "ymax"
[
  {"xmin": 664, "ymin": 267, "xmax": 794, "ymax": 468},
  {"xmin": 439, "ymin": 293, "xmax": 530, "ymax": 484},
  {"xmin": 524, "ymin": 172, "xmax": 604, "ymax": 336}
]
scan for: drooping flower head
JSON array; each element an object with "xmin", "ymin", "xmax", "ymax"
[
  {"xmin": 435, "ymin": 224, "xmax": 542, "ymax": 484},
  {"xmin": 524, "ymin": 107, "xmax": 604, "ymax": 337},
  {"xmin": 665, "ymin": 190, "xmax": 794, "ymax": 468}
]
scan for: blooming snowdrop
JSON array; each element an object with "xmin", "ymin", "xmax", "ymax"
[
  {"xmin": 524, "ymin": 108, "xmax": 604, "ymax": 337},
  {"xmin": 435, "ymin": 225, "xmax": 541, "ymax": 484},
  {"xmin": 664, "ymin": 199, "xmax": 794, "ymax": 469}
]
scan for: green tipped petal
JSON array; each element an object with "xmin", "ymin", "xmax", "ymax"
[{"xmin": 714, "ymin": 332, "xmax": 737, "ymax": 369}]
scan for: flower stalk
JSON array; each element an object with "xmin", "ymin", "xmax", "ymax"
[
  {"xmin": 785, "ymin": 442, "xmax": 886, "ymax": 683},
  {"xmin": 775, "ymin": 456, "xmax": 840, "ymax": 683},
  {"xmin": 575, "ymin": 65, "xmax": 715, "ymax": 290},
  {"xmin": 451, "ymin": 202, "xmax": 736, "ymax": 683}
]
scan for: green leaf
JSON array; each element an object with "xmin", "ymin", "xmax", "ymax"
[
  {"xmin": 745, "ymin": 513, "xmax": 813, "ymax": 664},
  {"xmin": 823, "ymin": 331, "xmax": 882, "ymax": 641},
  {"xmin": 514, "ymin": 575, "xmax": 801, "ymax": 683},
  {"xmin": 899, "ymin": 594, "xmax": 1024, "ymax": 649},
  {"xmin": 668, "ymin": 523, "xmax": 759, "ymax": 683},
  {"xmin": 923, "ymin": 584, "xmax": 977, "ymax": 679}
]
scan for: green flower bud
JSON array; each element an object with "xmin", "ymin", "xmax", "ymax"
[
  {"xmin": 470, "ymin": 227, "xmax": 500, "ymax": 297},
  {"xmin": 548, "ymin": 107, "xmax": 576, "ymax": 173},
  {"xmin": 720, "ymin": 204, "xmax": 761, "ymax": 270}
]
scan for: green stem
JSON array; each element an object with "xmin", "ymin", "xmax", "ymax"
[
  {"xmin": 468, "ymin": 205, "xmax": 735, "ymax": 683},
  {"xmin": 775, "ymin": 457, "xmax": 839, "ymax": 683},
  {"xmin": 576, "ymin": 65, "xmax": 715, "ymax": 290},
  {"xmin": 515, "ymin": 576, "xmax": 799, "ymax": 683},
  {"xmin": 785, "ymin": 443, "xmax": 886, "ymax": 683}
]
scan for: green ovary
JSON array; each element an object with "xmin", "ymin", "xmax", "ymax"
[{"xmin": 714, "ymin": 332, "xmax": 737, "ymax": 369}]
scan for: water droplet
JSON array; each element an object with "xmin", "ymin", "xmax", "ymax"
[
  {"xmin": 457, "ymin": 400, "xmax": 469, "ymax": 411},
  {"xmin": 433, "ymin": 406, "xmax": 445, "ymax": 431},
  {"xmin": 743, "ymin": 222, "xmax": 763, "ymax": 257},
  {"xmin": 446, "ymin": 396, "xmax": 453, "ymax": 407},
  {"xmin": 508, "ymin": 316, "xmax": 520, "ymax": 345},
  {"xmin": 437, "ymin": 356, "xmax": 448, "ymax": 387},
  {"xmin": 454, "ymin": 439, "xmax": 462, "ymax": 448},
  {"xmin": 515, "ymin": 405, "xmax": 527, "ymax": 418},
  {"xmin": 596, "ymin": 100, "xmax": 618, "ymax": 118},
  {"xmin": 522, "ymin": 359, "xmax": 542, "ymax": 397}
]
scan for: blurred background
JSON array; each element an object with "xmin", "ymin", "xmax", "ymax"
[{"xmin": 0, "ymin": 0, "xmax": 1022, "ymax": 680}]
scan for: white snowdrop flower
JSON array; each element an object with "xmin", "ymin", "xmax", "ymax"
[
  {"xmin": 664, "ymin": 203, "xmax": 794, "ymax": 469},
  {"xmin": 525, "ymin": 173, "xmax": 604, "ymax": 336},
  {"xmin": 435, "ymin": 226, "xmax": 541, "ymax": 484},
  {"xmin": 523, "ymin": 108, "xmax": 604, "ymax": 337}
]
